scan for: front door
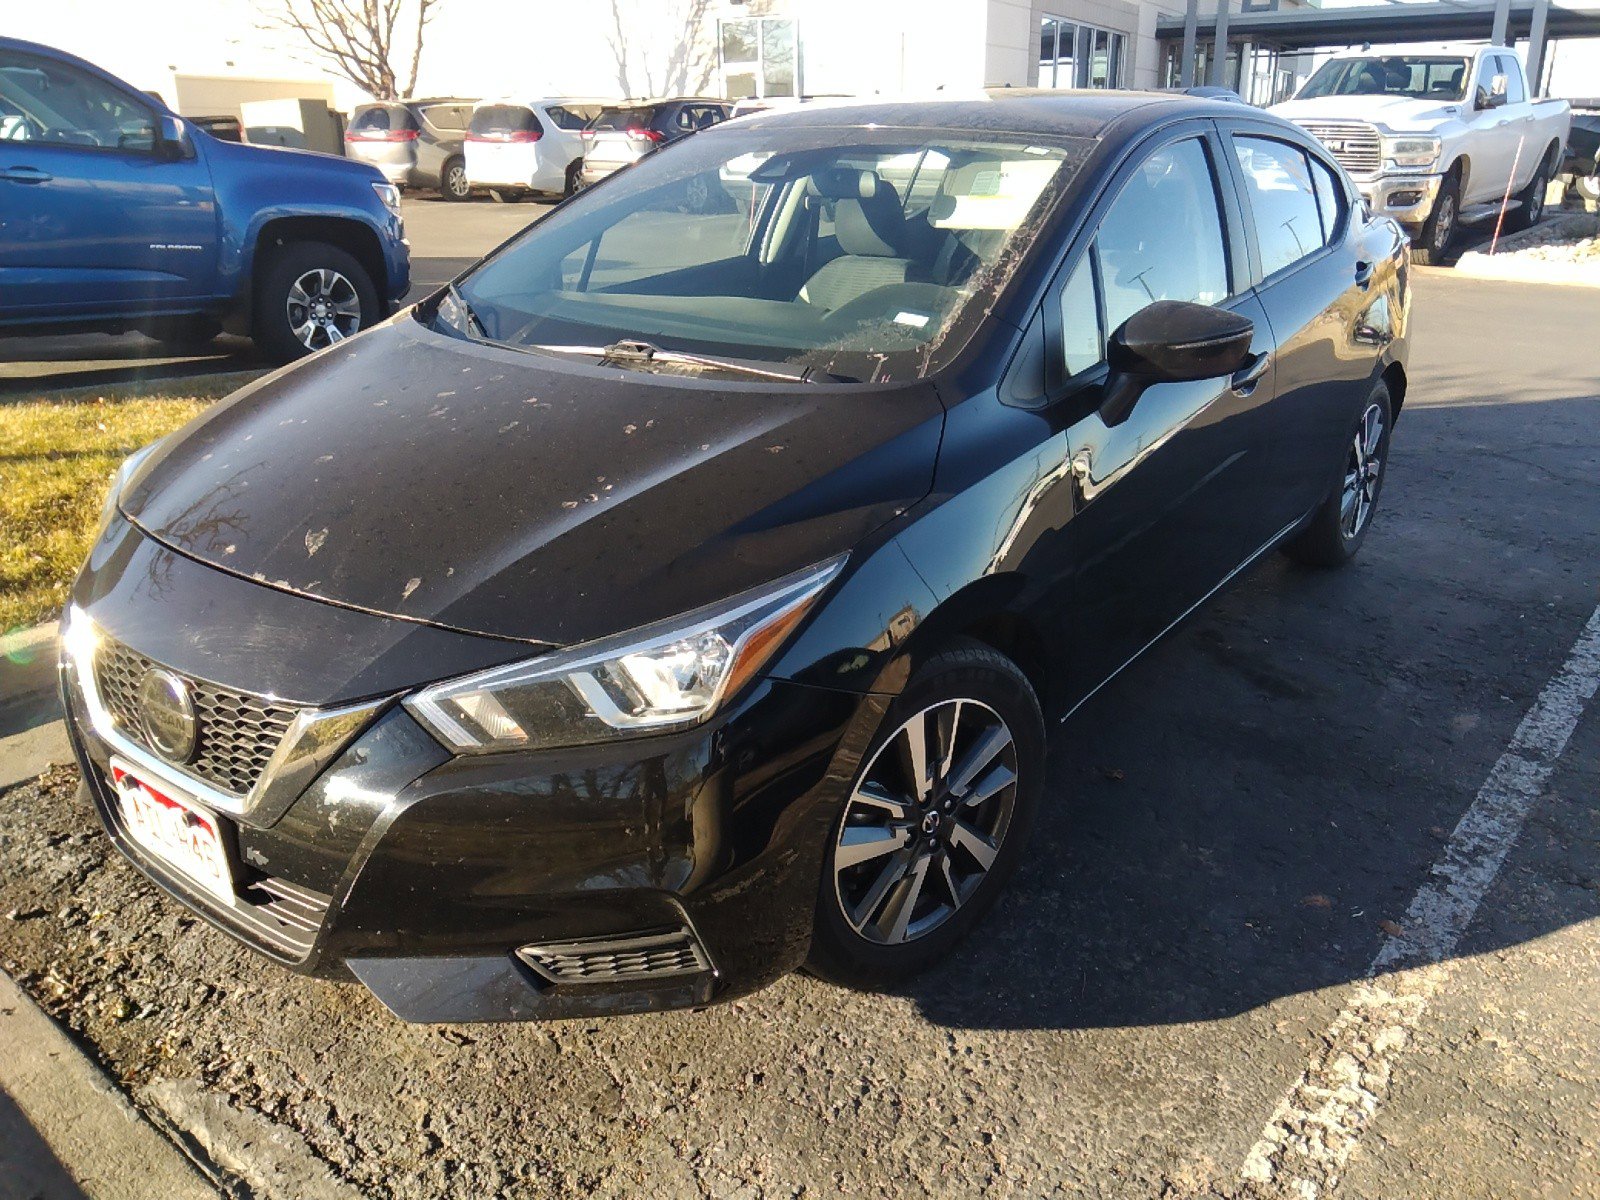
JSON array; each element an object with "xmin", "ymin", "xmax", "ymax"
[
  {"xmin": 0, "ymin": 47, "xmax": 218, "ymax": 319},
  {"xmin": 1054, "ymin": 130, "xmax": 1285, "ymax": 706}
]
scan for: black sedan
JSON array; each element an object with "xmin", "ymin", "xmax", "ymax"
[{"xmin": 60, "ymin": 91, "xmax": 1408, "ymax": 1022}]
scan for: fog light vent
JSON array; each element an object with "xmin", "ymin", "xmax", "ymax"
[{"xmin": 516, "ymin": 928, "xmax": 713, "ymax": 985}]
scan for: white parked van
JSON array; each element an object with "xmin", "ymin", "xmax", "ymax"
[{"xmin": 464, "ymin": 98, "xmax": 610, "ymax": 199}]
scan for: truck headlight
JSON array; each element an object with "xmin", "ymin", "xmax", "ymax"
[
  {"xmin": 371, "ymin": 181, "xmax": 402, "ymax": 214},
  {"xmin": 405, "ymin": 557, "xmax": 845, "ymax": 753},
  {"xmin": 1382, "ymin": 136, "xmax": 1441, "ymax": 172}
]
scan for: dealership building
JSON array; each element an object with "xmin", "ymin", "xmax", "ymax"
[{"xmin": 7, "ymin": 0, "xmax": 1598, "ymax": 119}]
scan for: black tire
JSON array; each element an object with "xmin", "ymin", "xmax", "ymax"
[
  {"xmin": 1578, "ymin": 173, "xmax": 1600, "ymax": 204},
  {"xmin": 144, "ymin": 315, "xmax": 221, "ymax": 353},
  {"xmin": 252, "ymin": 240, "xmax": 379, "ymax": 364},
  {"xmin": 440, "ymin": 156, "xmax": 471, "ymax": 201},
  {"xmin": 564, "ymin": 161, "xmax": 583, "ymax": 197},
  {"xmin": 806, "ymin": 638, "xmax": 1046, "ymax": 990},
  {"xmin": 1282, "ymin": 381, "xmax": 1393, "ymax": 568},
  {"xmin": 1505, "ymin": 152, "xmax": 1552, "ymax": 233},
  {"xmin": 1409, "ymin": 171, "xmax": 1459, "ymax": 265}
]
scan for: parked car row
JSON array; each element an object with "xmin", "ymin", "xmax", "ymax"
[{"xmin": 345, "ymin": 94, "xmax": 738, "ymax": 203}]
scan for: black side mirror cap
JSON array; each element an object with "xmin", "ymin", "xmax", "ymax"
[
  {"xmin": 155, "ymin": 114, "xmax": 195, "ymax": 161},
  {"xmin": 1099, "ymin": 301, "xmax": 1254, "ymax": 426}
]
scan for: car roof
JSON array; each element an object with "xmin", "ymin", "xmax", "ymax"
[
  {"xmin": 473, "ymin": 97, "xmax": 614, "ymax": 109},
  {"xmin": 730, "ymin": 89, "xmax": 1243, "ymax": 141},
  {"xmin": 611, "ymin": 97, "xmax": 728, "ymax": 107},
  {"xmin": 1329, "ymin": 42, "xmax": 1492, "ymax": 58}
]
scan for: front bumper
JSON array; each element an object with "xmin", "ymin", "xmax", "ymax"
[
  {"xmin": 61, "ymin": 527, "xmax": 880, "ymax": 1021},
  {"xmin": 1354, "ymin": 172, "xmax": 1443, "ymax": 229}
]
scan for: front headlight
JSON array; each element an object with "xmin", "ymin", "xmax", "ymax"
[
  {"xmin": 1382, "ymin": 136, "xmax": 1441, "ymax": 172},
  {"xmin": 98, "ymin": 443, "xmax": 159, "ymax": 532},
  {"xmin": 405, "ymin": 557, "xmax": 846, "ymax": 753},
  {"xmin": 371, "ymin": 181, "xmax": 402, "ymax": 214}
]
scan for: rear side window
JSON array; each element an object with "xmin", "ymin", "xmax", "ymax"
[
  {"xmin": 593, "ymin": 106, "xmax": 656, "ymax": 131},
  {"xmin": 352, "ymin": 105, "xmax": 415, "ymax": 133},
  {"xmin": 469, "ymin": 105, "xmax": 540, "ymax": 136},
  {"xmin": 420, "ymin": 104, "xmax": 469, "ymax": 132},
  {"xmin": 1096, "ymin": 138, "xmax": 1230, "ymax": 333},
  {"xmin": 1309, "ymin": 155, "xmax": 1344, "ymax": 242},
  {"xmin": 1233, "ymin": 136, "xmax": 1326, "ymax": 277},
  {"xmin": 545, "ymin": 105, "xmax": 591, "ymax": 131}
]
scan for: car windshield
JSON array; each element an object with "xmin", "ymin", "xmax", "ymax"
[
  {"xmin": 1297, "ymin": 56, "xmax": 1471, "ymax": 102},
  {"xmin": 441, "ymin": 125, "xmax": 1090, "ymax": 382}
]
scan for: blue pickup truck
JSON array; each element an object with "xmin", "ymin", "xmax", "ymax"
[{"xmin": 0, "ymin": 37, "xmax": 409, "ymax": 363}]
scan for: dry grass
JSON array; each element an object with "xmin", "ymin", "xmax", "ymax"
[{"xmin": 0, "ymin": 376, "xmax": 250, "ymax": 632}]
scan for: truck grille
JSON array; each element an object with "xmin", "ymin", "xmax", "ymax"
[
  {"xmin": 1295, "ymin": 121, "xmax": 1382, "ymax": 176},
  {"xmin": 517, "ymin": 929, "xmax": 713, "ymax": 985},
  {"xmin": 94, "ymin": 639, "xmax": 302, "ymax": 798}
]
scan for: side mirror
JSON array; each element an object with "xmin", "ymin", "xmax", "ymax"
[
  {"xmin": 1099, "ymin": 301, "xmax": 1255, "ymax": 427},
  {"xmin": 1475, "ymin": 85, "xmax": 1506, "ymax": 111},
  {"xmin": 155, "ymin": 113, "xmax": 195, "ymax": 161}
]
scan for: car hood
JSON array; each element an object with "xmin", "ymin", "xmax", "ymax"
[
  {"xmin": 1270, "ymin": 94, "xmax": 1464, "ymax": 132},
  {"xmin": 121, "ymin": 316, "xmax": 945, "ymax": 647}
]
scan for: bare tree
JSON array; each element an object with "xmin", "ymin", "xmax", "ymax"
[
  {"xmin": 260, "ymin": 0, "xmax": 442, "ymax": 101},
  {"xmin": 606, "ymin": 0, "xmax": 715, "ymax": 99}
]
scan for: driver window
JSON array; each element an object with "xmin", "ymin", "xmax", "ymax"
[
  {"xmin": 1095, "ymin": 138, "xmax": 1229, "ymax": 334},
  {"xmin": 0, "ymin": 51, "xmax": 157, "ymax": 151}
]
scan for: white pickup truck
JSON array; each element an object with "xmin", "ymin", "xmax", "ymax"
[{"xmin": 1271, "ymin": 43, "xmax": 1571, "ymax": 263}]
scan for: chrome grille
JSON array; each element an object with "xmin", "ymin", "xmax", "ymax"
[
  {"xmin": 93, "ymin": 639, "xmax": 302, "ymax": 798},
  {"xmin": 517, "ymin": 929, "xmax": 713, "ymax": 985},
  {"xmin": 1295, "ymin": 120, "xmax": 1382, "ymax": 176}
]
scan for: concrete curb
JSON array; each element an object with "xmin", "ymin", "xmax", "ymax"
[
  {"xmin": 0, "ymin": 619, "xmax": 68, "ymax": 791},
  {"xmin": 0, "ymin": 969, "xmax": 220, "ymax": 1200},
  {"xmin": 1452, "ymin": 254, "xmax": 1600, "ymax": 288}
]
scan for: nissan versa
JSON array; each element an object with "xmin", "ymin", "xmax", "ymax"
[{"xmin": 60, "ymin": 93, "xmax": 1408, "ymax": 1022}]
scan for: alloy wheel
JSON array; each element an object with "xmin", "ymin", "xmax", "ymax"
[
  {"xmin": 286, "ymin": 268, "xmax": 362, "ymax": 350},
  {"xmin": 1341, "ymin": 401, "xmax": 1385, "ymax": 540},
  {"xmin": 1432, "ymin": 193, "xmax": 1456, "ymax": 252},
  {"xmin": 1528, "ymin": 172, "xmax": 1546, "ymax": 223},
  {"xmin": 832, "ymin": 699, "xmax": 1019, "ymax": 945},
  {"xmin": 446, "ymin": 163, "xmax": 470, "ymax": 199}
]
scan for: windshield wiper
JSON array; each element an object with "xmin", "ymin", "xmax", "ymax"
[{"xmin": 528, "ymin": 339, "xmax": 820, "ymax": 383}]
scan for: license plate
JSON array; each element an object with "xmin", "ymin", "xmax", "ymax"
[{"xmin": 111, "ymin": 759, "xmax": 235, "ymax": 905}]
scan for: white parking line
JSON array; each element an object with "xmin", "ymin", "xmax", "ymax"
[{"xmin": 1239, "ymin": 604, "xmax": 1600, "ymax": 1198}]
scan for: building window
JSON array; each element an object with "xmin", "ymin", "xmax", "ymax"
[
  {"xmin": 719, "ymin": 18, "xmax": 798, "ymax": 100},
  {"xmin": 1039, "ymin": 15, "xmax": 1124, "ymax": 89}
]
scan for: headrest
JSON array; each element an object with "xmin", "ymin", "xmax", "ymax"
[
  {"xmin": 806, "ymin": 167, "xmax": 885, "ymax": 201},
  {"xmin": 833, "ymin": 179, "xmax": 906, "ymax": 257}
]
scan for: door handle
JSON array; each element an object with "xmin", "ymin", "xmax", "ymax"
[
  {"xmin": 0, "ymin": 166, "xmax": 51, "ymax": 184},
  {"xmin": 1354, "ymin": 259, "xmax": 1375, "ymax": 289},
  {"xmin": 1231, "ymin": 352, "xmax": 1270, "ymax": 395}
]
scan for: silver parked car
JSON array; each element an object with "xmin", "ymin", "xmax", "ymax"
[
  {"xmin": 344, "ymin": 99, "xmax": 478, "ymax": 201},
  {"xmin": 578, "ymin": 98, "xmax": 732, "ymax": 188}
]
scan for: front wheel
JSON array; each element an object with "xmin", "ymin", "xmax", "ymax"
[
  {"xmin": 807, "ymin": 639, "xmax": 1045, "ymax": 989},
  {"xmin": 440, "ymin": 156, "xmax": 471, "ymax": 201},
  {"xmin": 1282, "ymin": 382, "xmax": 1393, "ymax": 568},
  {"xmin": 252, "ymin": 241, "xmax": 379, "ymax": 364},
  {"xmin": 1409, "ymin": 174, "xmax": 1459, "ymax": 266},
  {"xmin": 564, "ymin": 161, "xmax": 583, "ymax": 197}
]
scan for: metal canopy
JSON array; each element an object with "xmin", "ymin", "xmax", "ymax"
[{"xmin": 1155, "ymin": 0, "xmax": 1600, "ymax": 51}]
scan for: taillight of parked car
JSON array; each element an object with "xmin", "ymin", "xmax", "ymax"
[
  {"xmin": 628, "ymin": 129, "xmax": 665, "ymax": 144},
  {"xmin": 468, "ymin": 129, "xmax": 543, "ymax": 143},
  {"xmin": 346, "ymin": 128, "xmax": 419, "ymax": 142}
]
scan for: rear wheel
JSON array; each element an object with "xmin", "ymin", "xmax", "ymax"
[
  {"xmin": 253, "ymin": 241, "xmax": 379, "ymax": 364},
  {"xmin": 1282, "ymin": 381, "xmax": 1393, "ymax": 568},
  {"xmin": 1505, "ymin": 154, "xmax": 1552, "ymax": 232},
  {"xmin": 564, "ymin": 161, "xmax": 583, "ymax": 197},
  {"xmin": 807, "ymin": 639, "xmax": 1045, "ymax": 989},
  {"xmin": 440, "ymin": 156, "xmax": 471, "ymax": 201},
  {"xmin": 1409, "ymin": 172, "xmax": 1459, "ymax": 265}
]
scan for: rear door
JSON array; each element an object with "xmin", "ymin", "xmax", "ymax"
[
  {"xmin": 1050, "ymin": 125, "xmax": 1283, "ymax": 703},
  {"xmin": 587, "ymin": 106, "xmax": 658, "ymax": 170},
  {"xmin": 344, "ymin": 103, "xmax": 419, "ymax": 178},
  {"xmin": 0, "ymin": 47, "xmax": 219, "ymax": 318},
  {"xmin": 1221, "ymin": 124, "xmax": 1385, "ymax": 521},
  {"xmin": 466, "ymin": 104, "xmax": 542, "ymax": 186}
]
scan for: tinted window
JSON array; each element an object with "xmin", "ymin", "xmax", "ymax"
[
  {"xmin": 545, "ymin": 105, "xmax": 591, "ymax": 131},
  {"xmin": 593, "ymin": 106, "xmax": 657, "ymax": 131},
  {"xmin": 1309, "ymin": 155, "xmax": 1344, "ymax": 243},
  {"xmin": 1059, "ymin": 256, "xmax": 1101, "ymax": 375},
  {"xmin": 469, "ymin": 105, "xmax": 539, "ymax": 135},
  {"xmin": 420, "ymin": 104, "xmax": 468, "ymax": 132},
  {"xmin": 1096, "ymin": 138, "xmax": 1229, "ymax": 333},
  {"xmin": 1234, "ymin": 137, "xmax": 1324, "ymax": 277},
  {"xmin": 0, "ymin": 51, "xmax": 157, "ymax": 151}
]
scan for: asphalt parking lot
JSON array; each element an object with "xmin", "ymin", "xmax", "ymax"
[{"xmin": 2, "ymin": 213, "xmax": 1599, "ymax": 1198}]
